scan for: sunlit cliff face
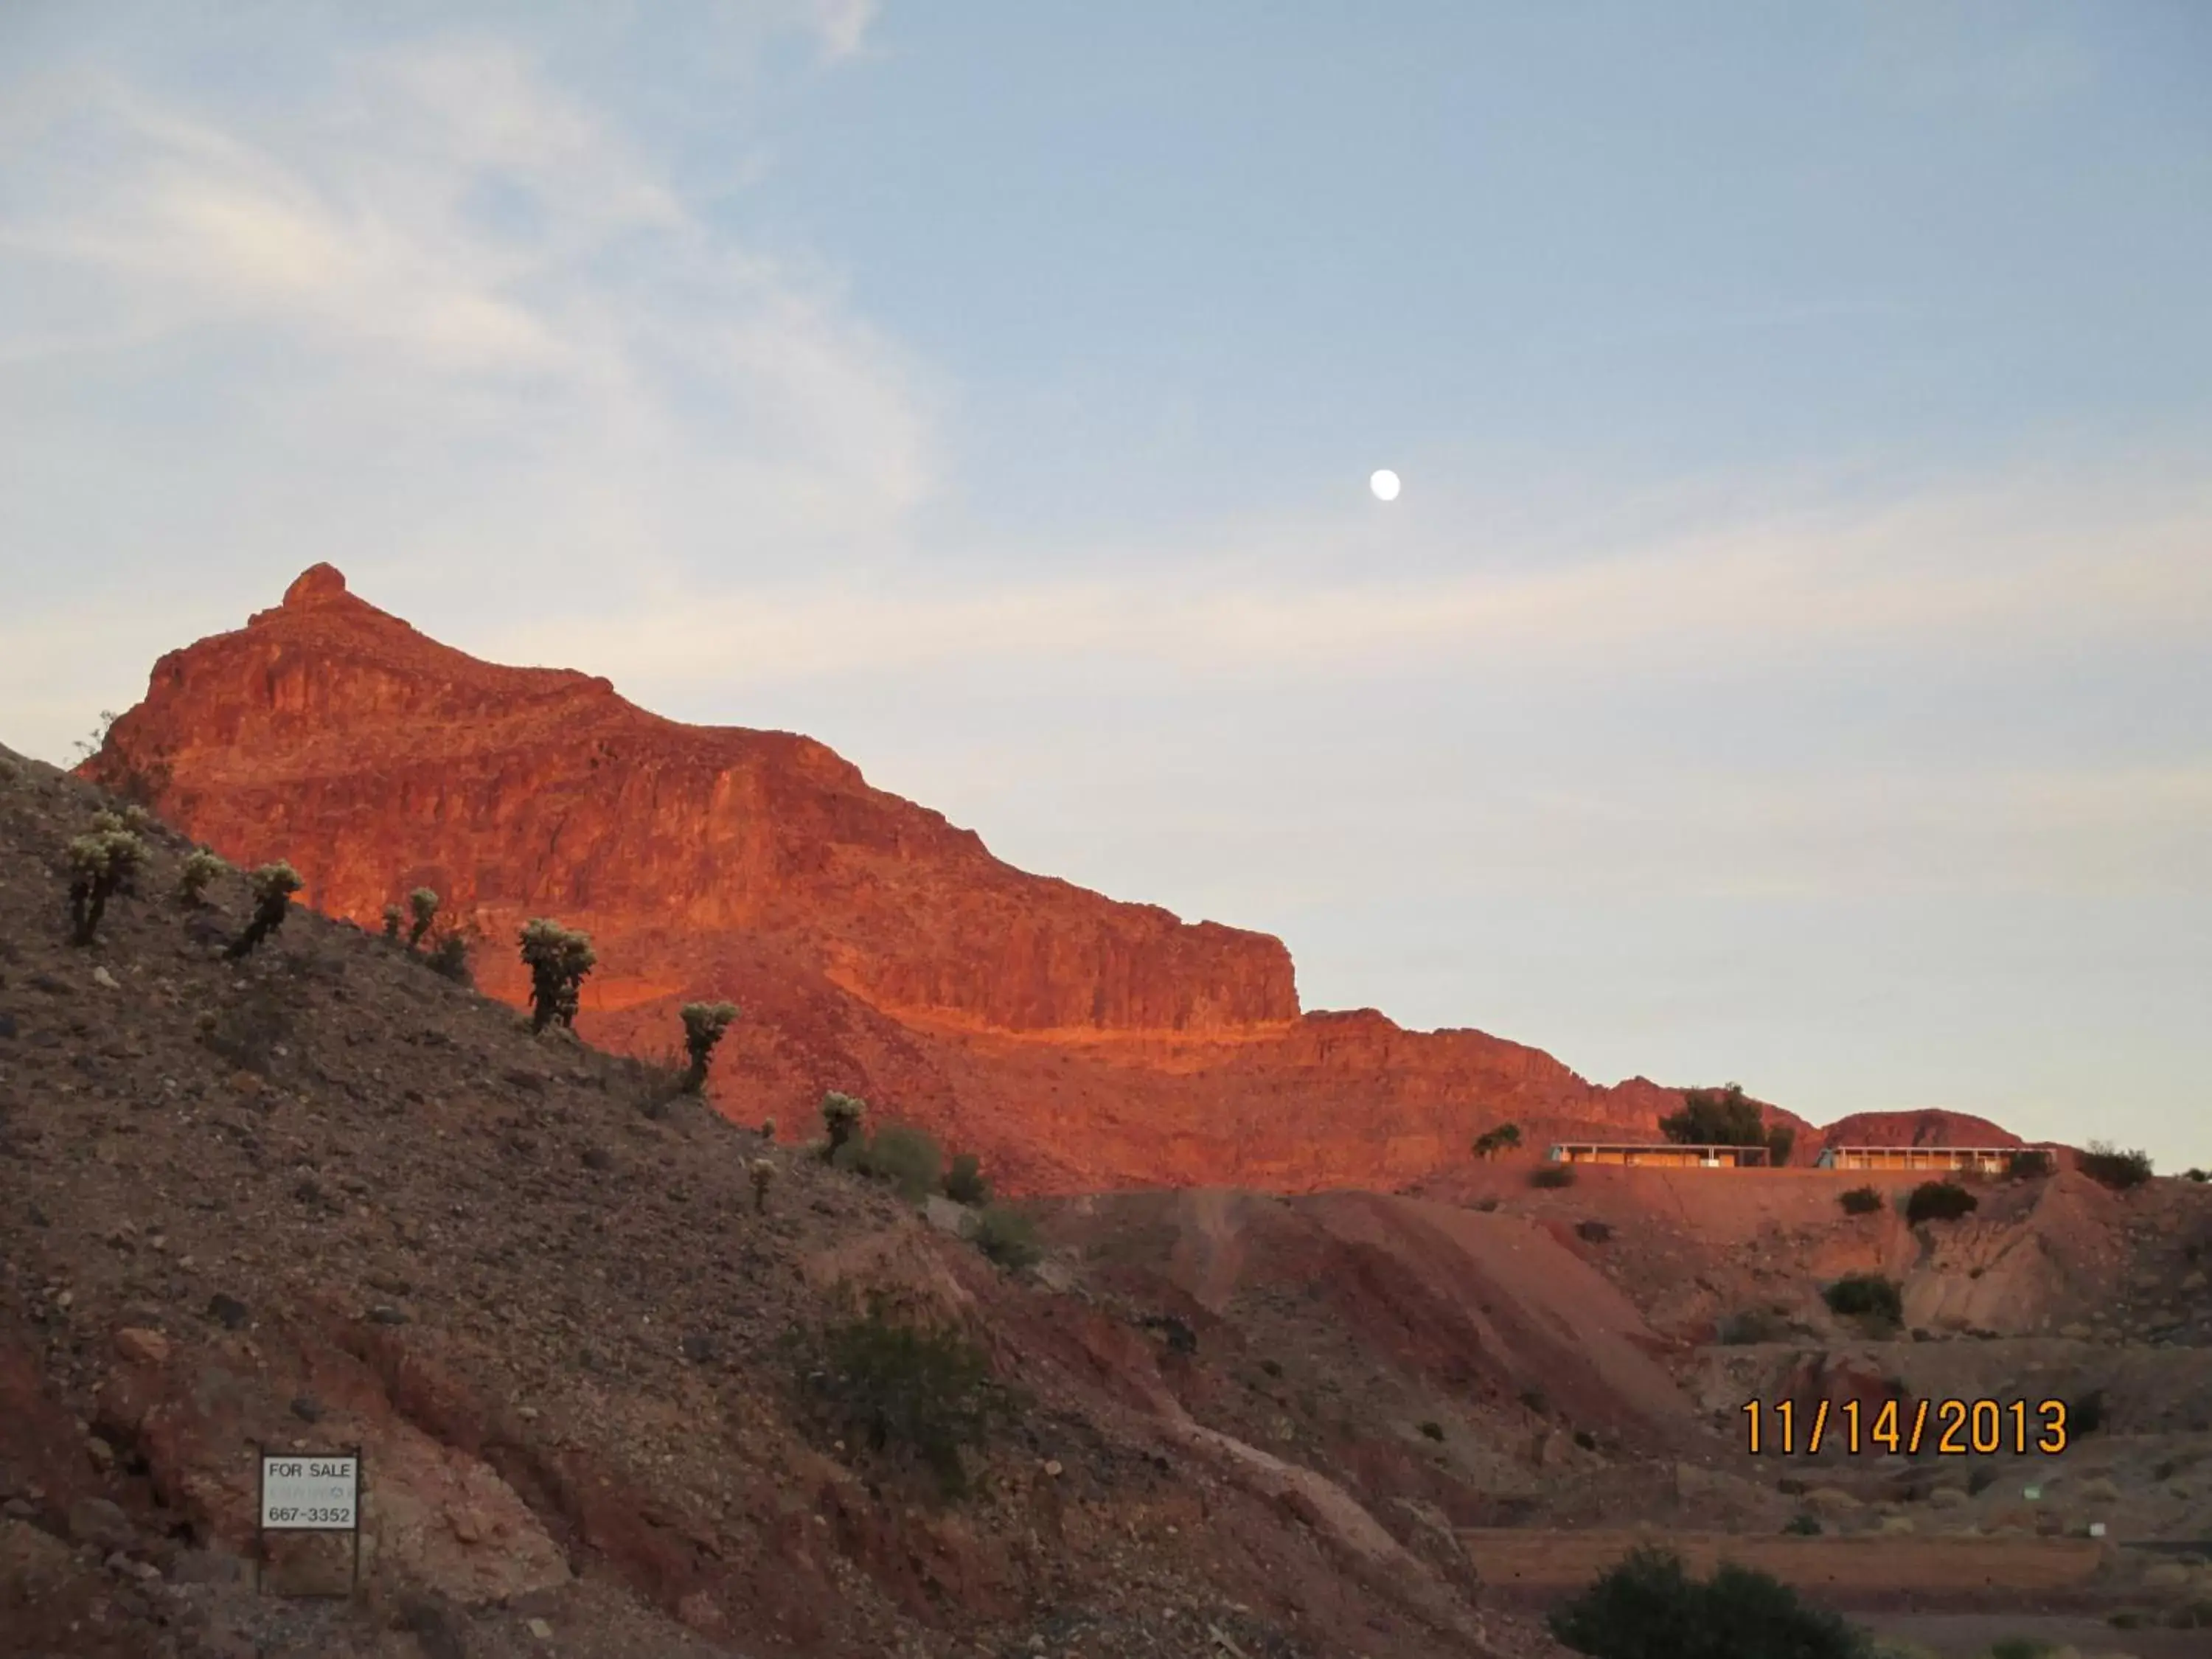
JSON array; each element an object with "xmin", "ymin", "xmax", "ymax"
[{"xmin": 91, "ymin": 566, "xmax": 2017, "ymax": 1195}]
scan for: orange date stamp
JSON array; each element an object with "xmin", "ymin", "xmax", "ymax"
[{"xmin": 1742, "ymin": 1397, "xmax": 2068, "ymax": 1456}]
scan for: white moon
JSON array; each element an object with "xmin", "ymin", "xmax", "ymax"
[{"xmin": 1369, "ymin": 468, "xmax": 1401, "ymax": 502}]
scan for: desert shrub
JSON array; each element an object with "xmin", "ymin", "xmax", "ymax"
[
  {"xmin": 1766, "ymin": 1123, "xmax": 1797, "ymax": 1166},
  {"xmin": 1659, "ymin": 1083, "xmax": 1764, "ymax": 1148},
  {"xmin": 0, "ymin": 756, "xmax": 19, "ymax": 786},
  {"xmin": 406, "ymin": 887, "xmax": 439, "ymax": 950},
  {"xmin": 174, "ymin": 848, "xmax": 226, "ymax": 906},
  {"xmin": 1547, "ymin": 1545, "xmax": 1865, "ymax": 1659},
  {"xmin": 1418, "ymin": 1419, "xmax": 1445, "ymax": 1441},
  {"xmin": 518, "ymin": 918, "xmax": 595, "ymax": 1031},
  {"xmin": 943, "ymin": 1152, "xmax": 992, "ymax": 1206},
  {"xmin": 759, "ymin": 1116, "xmax": 777, "ymax": 1140},
  {"xmin": 678, "ymin": 1000, "xmax": 740, "ymax": 1093},
  {"xmin": 66, "ymin": 827, "xmax": 145, "ymax": 945},
  {"xmin": 1985, "ymin": 1639, "xmax": 2057, "ymax": 1659},
  {"xmin": 1824, "ymin": 1273, "xmax": 1904, "ymax": 1326},
  {"xmin": 1472, "ymin": 1122, "xmax": 1523, "ymax": 1159},
  {"xmin": 1573, "ymin": 1428, "xmax": 1599, "ymax": 1450},
  {"xmin": 1472, "ymin": 1195, "xmax": 1502, "ymax": 1212},
  {"xmin": 1839, "ymin": 1184, "xmax": 1884, "ymax": 1215},
  {"xmin": 1905, "ymin": 1180, "xmax": 1978, "ymax": 1225},
  {"xmin": 2005, "ymin": 1149, "xmax": 2055, "ymax": 1180},
  {"xmin": 381, "ymin": 904, "xmax": 401, "ymax": 942},
  {"xmin": 802, "ymin": 1303, "xmax": 1009, "ymax": 1497},
  {"xmin": 749, "ymin": 1159, "xmax": 776, "ymax": 1212},
  {"xmin": 1718, "ymin": 1308, "xmax": 1790, "ymax": 1345},
  {"xmin": 1520, "ymin": 1387, "xmax": 1550, "ymax": 1415},
  {"xmin": 1531, "ymin": 1163, "xmax": 1576, "ymax": 1189},
  {"xmin": 2067, "ymin": 1388, "xmax": 2106, "ymax": 1436},
  {"xmin": 1576, "ymin": 1219, "xmax": 1613, "ymax": 1243},
  {"xmin": 224, "ymin": 862, "xmax": 303, "ymax": 959},
  {"xmin": 1784, "ymin": 1512, "xmax": 1821, "ymax": 1536},
  {"xmin": 2078, "ymin": 1141, "xmax": 2153, "ymax": 1192},
  {"xmin": 425, "ymin": 933, "xmax": 472, "ymax": 984},
  {"xmin": 2185, "ymin": 1168, "xmax": 2208, "ymax": 1183},
  {"xmin": 974, "ymin": 1204, "xmax": 1041, "ymax": 1270},
  {"xmin": 848, "ymin": 1124, "xmax": 943, "ymax": 1203},
  {"xmin": 820, "ymin": 1091, "xmax": 866, "ymax": 1158}
]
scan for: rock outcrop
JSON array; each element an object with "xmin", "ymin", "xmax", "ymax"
[{"xmin": 87, "ymin": 566, "xmax": 1975, "ymax": 1193}]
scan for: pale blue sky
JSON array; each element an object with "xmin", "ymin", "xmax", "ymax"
[{"xmin": 3, "ymin": 3, "xmax": 2208, "ymax": 1164}]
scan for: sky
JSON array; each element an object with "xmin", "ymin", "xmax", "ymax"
[{"xmin": 2, "ymin": 1, "xmax": 2208, "ymax": 1166}]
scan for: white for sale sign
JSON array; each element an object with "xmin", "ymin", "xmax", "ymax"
[{"xmin": 259, "ymin": 1454, "xmax": 359, "ymax": 1531}]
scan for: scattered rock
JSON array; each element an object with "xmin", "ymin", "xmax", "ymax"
[
  {"xmin": 66, "ymin": 1495, "xmax": 136, "ymax": 1551},
  {"xmin": 367, "ymin": 1304, "xmax": 411, "ymax": 1326},
  {"xmin": 206, "ymin": 1292, "xmax": 250, "ymax": 1329},
  {"xmin": 85, "ymin": 1436, "xmax": 116, "ymax": 1472},
  {"xmin": 526, "ymin": 1618, "xmax": 554, "ymax": 1641},
  {"xmin": 114, "ymin": 1326, "xmax": 171, "ymax": 1366},
  {"xmin": 91, "ymin": 966, "xmax": 120, "ymax": 990}
]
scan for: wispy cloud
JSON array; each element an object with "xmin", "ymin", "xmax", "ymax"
[{"xmin": 481, "ymin": 462, "xmax": 2212, "ymax": 687}]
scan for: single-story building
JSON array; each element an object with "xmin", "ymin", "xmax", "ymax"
[
  {"xmin": 1814, "ymin": 1145, "xmax": 2020, "ymax": 1175},
  {"xmin": 1545, "ymin": 1142, "xmax": 1772, "ymax": 1168}
]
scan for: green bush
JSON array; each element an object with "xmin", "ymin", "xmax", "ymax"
[
  {"xmin": 1531, "ymin": 1163, "xmax": 1576, "ymax": 1189},
  {"xmin": 518, "ymin": 918, "xmax": 595, "ymax": 1031},
  {"xmin": 1766, "ymin": 1123, "xmax": 1797, "ymax": 1166},
  {"xmin": 844, "ymin": 1124, "xmax": 943, "ymax": 1203},
  {"xmin": 1659, "ymin": 1083, "xmax": 1761, "ymax": 1147},
  {"xmin": 974, "ymin": 1204, "xmax": 1041, "ymax": 1270},
  {"xmin": 1985, "ymin": 1638, "xmax": 2057, "ymax": 1659},
  {"xmin": 802, "ymin": 1304, "xmax": 1009, "ymax": 1497},
  {"xmin": 1905, "ymin": 1180, "xmax": 1978, "ymax": 1225},
  {"xmin": 2078, "ymin": 1141, "xmax": 2153, "ymax": 1192},
  {"xmin": 1839, "ymin": 1185, "xmax": 1884, "ymax": 1215},
  {"xmin": 2005, "ymin": 1149, "xmax": 2055, "ymax": 1180},
  {"xmin": 678, "ymin": 1000, "xmax": 740, "ymax": 1093},
  {"xmin": 1824, "ymin": 1273, "xmax": 1904, "ymax": 1325},
  {"xmin": 66, "ymin": 827, "xmax": 145, "ymax": 945},
  {"xmin": 1576, "ymin": 1219, "xmax": 1613, "ymax": 1243},
  {"xmin": 1547, "ymin": 1545, "xmax": 1865, "ymax": 1659},
  {"xmin": 943, "ymin": 1152, "xmax": 992, "ymax": 1206},
  {"xmin": 1418, "ymin": 1419, "xmax": 1445, "ymax": 1441},
  {"xmin": 224, "ymin": 862, "xmax": 302, "ymax": 959},
  {"xmin": 1717, "ymin": 1308, "xmax": 1790, "ymax": 1345},
  {"xmin": 1472, "ymin": 1122, "xmax": 1523, "ymax": 1159},
  {"xmin": 175, "ymin": 848, "xmax": 226, "ymax": 907},
  {"xmin": 820, "ymin": 1091, "xmax": 866, "ymax": 1158},
  {"xmin": 2067, "ymin": 1388, "xmax": 2106, "ymax": 1436},
  {"xmin": 425, "ymin": 933, "xmax": 472, "ymax": 985},
  {"xmin": 1784, "ymin": 1512, "xmax": 1822, "ymax": 1536}
]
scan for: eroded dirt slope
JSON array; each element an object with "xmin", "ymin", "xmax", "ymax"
[{"xmin": 1, "ymin": 744, "xmax": 1571, "ymax": 1659}]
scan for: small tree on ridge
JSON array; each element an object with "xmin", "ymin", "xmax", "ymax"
[
  {"xmin": 520, "ymin": 918, "xmax": 595, "ymax": 1032},
  {"xmin": 679, "ymin": 1001, "xmax": 740, "ymax": 1093}
]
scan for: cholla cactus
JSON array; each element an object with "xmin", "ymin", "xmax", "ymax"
[
  {"xmin": 175, "ymin": 848, "xmax": 227, "ymax": 907},
  {"xmin": 381, "ymin": 903, "xmax": 402, "ymax": 942},
  {"xmin": 224, "ymin": 862, "xmax": 303, "ymax": 959},
  {"xmin": 821, "ymin": 1091, "xmax": 866, "ymax": 1160},
  {"xmin": 119, "ymin": 804, "xmax": 153, "ymax": 832},
  {"xmin": 406, "ymin": 887, "xmax": 439, "ymax": 950},
  {"xmin": 750, "ymin": 1158, "xmax": 776, "ymax": 1213},
  {"xmin": 66, "ymin": 828, "xmax": 146, "ymax": 945},
  {"xmin": 678, "ymin": 1001, "xmax": 740, "ymax": 1093},
  {"xmin": 519, "ymin": 918, "xmax": 595, "ymax": 1032}
]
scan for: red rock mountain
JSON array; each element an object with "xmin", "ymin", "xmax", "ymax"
[{"xmin": 92, "ymin": 566, "xmax": 1961, "ymax": 1192}]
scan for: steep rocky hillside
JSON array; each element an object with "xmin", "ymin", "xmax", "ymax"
[
  {"xmin": 0, "ymin": 742, "xmax": 1585, "ymax": 1659},
  {"xmin": 86, "ymin": 566, "xmax": 1975, "ymax": 1195}
]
